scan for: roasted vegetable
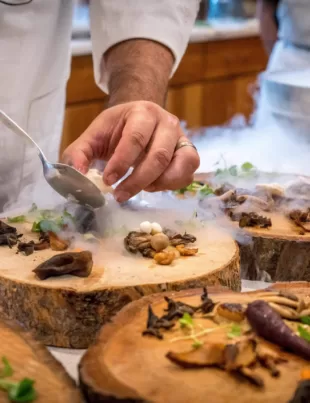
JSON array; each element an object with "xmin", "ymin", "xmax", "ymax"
[
  {"xmin": 246, "ymin": 300, "xmax": 310, "ymax": 360},
  {"xmin": 33, "ymin": 251, "xmax": 93, "ymax": 280},
  {"xmin": 48, "ymin": 232, "xmax": 69, "ymax": 251},
  {"xmin": 217, "ymin": 303, "xmax": 245, "ymax": 322}
]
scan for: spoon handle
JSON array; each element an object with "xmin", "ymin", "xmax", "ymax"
[{"xmin": 0, "ymin": 110, "xmax": 47, "ymax": 161}]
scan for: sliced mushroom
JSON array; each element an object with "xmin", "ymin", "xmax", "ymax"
[
  {"xmin": 256, "ymin": 296, "xmax": 299, "ymax": 309},
  {"xmin": 217, "ymin": 303, "xmax": 245, "ymax": 322},
  {"xmin": 175, "ymin": 244, "xmax": 198, "ymax": 256},
  {"xmin": 48, "ymin": 231, "xmax": 70, "ymax": 251},
  {"xmin": 218, "ymin": 189, "xmax": 235, "ymax": 202},
  {"xmin": 224, "ymin": 338, "xmax": 257, "ymax": 371},
  {"xmin": 256, "ymin": 183, "xmax": 285, "ymax": 198},
  {"xmin": 267, "ymin": 302, "xmax": 299, "ymax": 320},
  {"xmin": 33, "ymin": 251, "xmax": 93, "ymax": 280},
  {"xmin": 236, "ymin": 195, "xmax": 271, "ymax": 211},
  {"xmin": 166, "ymin": 343, "xmax": 226, "ymax": 368},
  {"xmin": 237, "ymin": 367, "xmax": 264, "ymax": 388}
]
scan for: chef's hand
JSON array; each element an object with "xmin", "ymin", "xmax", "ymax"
[{"xmin": 62, "ymin": 100, "xmax": 200, "ymax": 203}]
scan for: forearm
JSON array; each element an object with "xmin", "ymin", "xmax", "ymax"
[
  {"xmin": 257, "ymin": 0, "xmax": 279, "ymax": 56},
  {"xmin": 104, "ymin": 39, "xmax": 174, "ymax": 108}
]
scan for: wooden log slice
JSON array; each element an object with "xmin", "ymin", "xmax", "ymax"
[
  {"xmin": 0, "ymin": 222, "xmax": 239, "ymax": 349},
  {"xmin": 194, "ymin": 172, "xmax": 310, "ymax": 282},
  {"xmin": 0, "ymin": 318, "xmax": 82, "ymax": 402},
  {"xmin": 79, "ymin": 284, "xmax": 308, "ymax": 403}
]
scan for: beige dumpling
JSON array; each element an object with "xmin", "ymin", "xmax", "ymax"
[{"xmin": 85, "ymin": 169, "xmax": 113, "ymax": 194}]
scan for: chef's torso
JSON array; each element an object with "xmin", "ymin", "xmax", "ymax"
[{"xmin": 0, "ymin": 0, "xmax": 74, "ymax": 209}]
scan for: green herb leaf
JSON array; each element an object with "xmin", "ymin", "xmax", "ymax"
[
  {"xmin": 8, "ymin": 216, "xmax": 26, "ymax": 224},
  {"xmin": 199, "ymin": 185, "xmax": 214, "ymax": 197},
  {"xmin": 228, "ymin": 165, "xmax": 238, "ymax": 176},
  {"xmin": 215, "ymin": 168, "xmax": 224, "ymax": 176},
  {"xmin": 38, "ymin": 220, "xmax": 60, "ymax": 234},
  {"xmin": 227, "ymin": 324, "xmax": 242, "ymax": 339},
  {"xmin": 31, "ymin": 222, "xmax": 41, "ymax": 233},
  {"xmin": 0, "ymin": 357, "xmax": 13, "ymax": 378},
  {"xmin": 192, "ymin": 340, "xmax": 203, "ymax": 349},
  {"xmin": 301, "ymin": 316, "xmax": 310, "ymax": 326},
  {"xmin": 179, "ymin": 312, "xmax": 193, "ymax": 329},
  {"xmin": 241, "ymin": 162, "xmax": 254, "ymax": 172},
  {"xmin": 8, "ymin": 378, "xmax": 36, "ymax": 402},
  {"xmin": 298, "ymin": 325, "xmax": 310, "ymax": 342}
]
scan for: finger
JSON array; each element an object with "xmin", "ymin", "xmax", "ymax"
[
  {"xmin": 103, "ymin": 110, "xmax": 157, "ymax": 186},
  {"xmin": 144, "ymin": 140, "xmax": 200, "ymax": 192},
  {"xmin": 61, "ymin": 142, "xmax": 94, "ymax": 174},
  {"xmin": 113, "ymin": 120, "xmax": 179, "ymax": 202},
  {"xmin": 61, "ymin": 105, "xmax": 124, "ymax": 173}
]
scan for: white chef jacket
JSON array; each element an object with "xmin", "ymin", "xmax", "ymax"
[
  {"xmin": 255, "ymin": 0, "xmax": 310, "ymax": 127},
  {"xmin": 0, "ymin": 0, "xmax": 199, "ymax": 211}
]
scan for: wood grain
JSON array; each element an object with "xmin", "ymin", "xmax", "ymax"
[
  {"xmin": 79, "ymin": 284, "xmax": 307, "ymax": 403},
  {"xmin": 0, "ymin": 319, "xmax": 82, "ymax": 403}
]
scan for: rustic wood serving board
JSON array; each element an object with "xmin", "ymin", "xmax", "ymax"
[
  {"xmin": 79, "ymin": 283, "xmax": 309, "ymax": 403},
  {"xmin": 0, "ymin": 318, "xmax": 82, "ymax": 403},
  {"xmin": 0, "ymin": 222, "xmax": 240, "ymax": 349},
  {"xmin": 194, "ymin": 172, "xmax": 310, "ymax": 282}
]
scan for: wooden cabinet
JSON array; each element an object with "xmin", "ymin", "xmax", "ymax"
[{"xmin": 61, "ymin": 36, "xmax": 267, "ymax": 154}]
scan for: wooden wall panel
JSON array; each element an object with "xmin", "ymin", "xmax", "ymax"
[{"xmin": 60, "ymin": 102, "xmax": 104, "ymax": 155}]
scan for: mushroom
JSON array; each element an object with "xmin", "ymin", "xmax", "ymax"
[
  {"xmin": 256, "ymin": 183, "xmax": 285, "ymax": 198},
  {"xmin": 175, "ymin": 244, "xmax": 198, "ymax": 256},
  {"xmin": 166, "ymin": 342, "xmax": 226, "ymax": 368},
  {"xmin": 154, "ymin": 251, "xmax": 175, "ymax": 265},
  {"xmin": 217, "ymin": 303, "xmax": 245, "ymax": 322},
  {"xmin": 150, "ymin": 233, "xmax": 169, "ymax": 252},
  {"xmin": 48, "ymin": 231, "xmax": 70, "ymax": 251},
  {"xmin": 33, "ymin": 251, "xmax": 93, "ymax": 280},
  {"xmin": 236, "ymin": 195, "xmax": 271, "ymax": 211}
]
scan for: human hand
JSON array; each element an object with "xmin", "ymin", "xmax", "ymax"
[{"xmin": 62, "ymin": 101, "xmax": 200, "ymax": 203}]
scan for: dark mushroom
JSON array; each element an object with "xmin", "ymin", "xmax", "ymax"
[
  {"xmin": 33, "ymin": 251, "xmax": 93, "ymax": 280},
  {"xmin": 48, "ymin": 231, "xmax": 70, "ymax": 251}
]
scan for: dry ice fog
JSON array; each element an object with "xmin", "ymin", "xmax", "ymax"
[{"xmin": 2, "ymin": 70, "xmax": 310, "ymax": 248}]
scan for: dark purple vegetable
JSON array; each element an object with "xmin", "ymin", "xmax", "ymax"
[
  {"xmin": 246, "ymin": 300, "xmax": 310, "ymax": 360},
  {"xmin": 289, "ymin": 380, "xmax": 310, "ymax": 403}
]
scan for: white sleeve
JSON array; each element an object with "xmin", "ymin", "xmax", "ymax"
[{"xmin": 89, "ymin": 0, "xmax": 200, "ymax": 93}]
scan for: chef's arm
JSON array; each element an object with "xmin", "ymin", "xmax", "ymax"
[
  {"xmin": 88, "ymin": 0, "xmax": 200, "ymax": 100},
  {"xmin": 104, "ymin": 40, "xmax": 173, "ymax": 107},
  {"xmin": 257, "ymin": 0, "xmax": 280, "ymax": 56}
]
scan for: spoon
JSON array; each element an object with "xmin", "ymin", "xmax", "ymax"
[{"xmin": 0, "ymin": 110, "xmax": 105, "ymax": 209}]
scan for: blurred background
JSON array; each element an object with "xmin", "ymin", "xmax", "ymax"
[{"xmin": 61, "ymin": 0, "xmax": 265, "ymax": 154}]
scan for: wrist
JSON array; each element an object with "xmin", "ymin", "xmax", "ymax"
[{"xmin": 105, "ymin": 39, "xmax": 174, "ymax": 108}]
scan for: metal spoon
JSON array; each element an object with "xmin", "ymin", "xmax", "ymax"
[{"xmin": 0, "ymin": 110, "xmax": 105, "ymax": 209}]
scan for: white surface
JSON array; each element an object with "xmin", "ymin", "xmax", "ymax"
[
  {"xmin": 49, "ymin": 279, "xmax": 270, "ymax": 382},
  {"xmin": 71, "ymin": 19, "xmax": 259, "ymax": 56}
]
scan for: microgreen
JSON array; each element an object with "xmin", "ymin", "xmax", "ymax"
[
  {"xmin": 179, "ymin": 313, "xmax": 193, "ymax": 329},
  {"xmin": 0, "ymin": 358, "xmax": 36, "ymax": 402},
  {"xmin": 7, "ymin": 216, "xmax": 26, "ymax": 224},
  {"xmin": 300, "ymin": 316, "xmax": 310, "ymax": 326},
  {"xmin": 227, "ymin": 324, "xmax": 242, "ymax": 339},
  {"xmin": 298, "ymin": 325, "xmax": 310, "ymax": 342}
]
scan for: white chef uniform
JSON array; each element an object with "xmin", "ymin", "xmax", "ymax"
[
  {"xmin": 0, "ymin": 0, "xmax": 199, "ymax": 211},
  {"xmin": 255, "ymin": 0, "xmax": 310, "ymax": 126}
]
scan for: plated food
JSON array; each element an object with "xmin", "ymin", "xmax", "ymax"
[
  {"xmin": 0, "ymin": 318, "xmax": 82, "ymax": 402},
  {"xmin": 0, "ymin": 199, "xmax": 239, "ymax": 348},
  {"xmin": 79, "ymin": 284, "xmax": 310, "ymax": 403},
  {"xmin": 175, "ymin": 163, "xmax": 310, "ymax": 282}
]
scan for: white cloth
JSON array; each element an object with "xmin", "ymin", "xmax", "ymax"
[
  {"xmin": 0, "ymin": 0, "xmax": 199, "ymax": 211},
  {"xmin": 277, "ymin": 0, "xmax": 310, "ymax": 48}
]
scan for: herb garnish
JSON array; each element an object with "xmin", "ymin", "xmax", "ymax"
[
  {"xmin": 7, "ymin": 216, "xmax": 26, "ymax": 224},
  {"xmin": 227, "ymin": 324, "xmax": 242, "ymax": 339},
  {"xmin": 179, "ymin": 312, "xmax": 193, "ymax": 329},
  {"xmin": 298, "ymin": 325, "xmax": 310, "ymax": 342},
  {"xmin": 300, "ymin": 316, "xmax": 310, "ymax": 326},
  {"xmin": 0, "ymin": 357, "xmax": 36, "ymax": 402}
]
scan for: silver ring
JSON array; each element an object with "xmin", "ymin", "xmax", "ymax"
[{"xmin": 175, "ymin": 141, "xmax": 197, "ymax": 152}]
